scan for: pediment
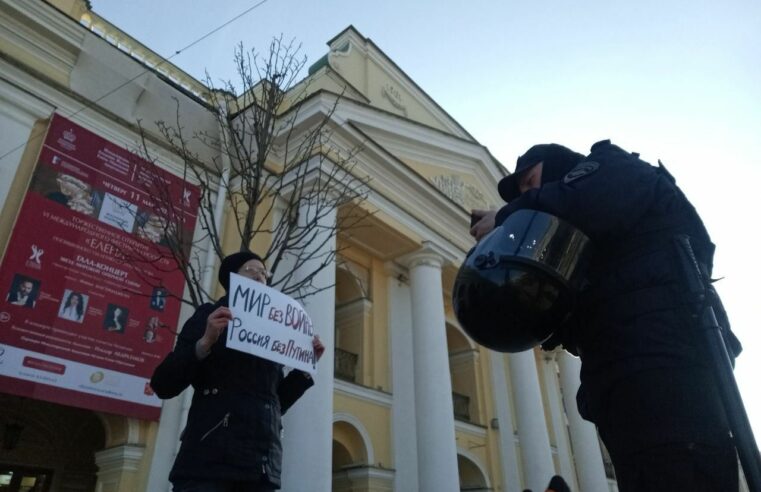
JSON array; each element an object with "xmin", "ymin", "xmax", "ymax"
[
  {"xmin": 350, "ymin": 120, "xmax": 505, "ymax": 212},
  {"xmin": 316, "ymin": 26, "xmax": 472, "ymax": 140}
]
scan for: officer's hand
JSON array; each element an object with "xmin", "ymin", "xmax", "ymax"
[
  {"xmin": 199, "ymin": 307, "xmax": 232, "ymax": 354},
  {"xmin": 312, "ymin": 335, "xmax": 326, "ymax": 362},
  {"xmin": 469, "ymin": 209, "xmax": 497, "ymax": 241}
]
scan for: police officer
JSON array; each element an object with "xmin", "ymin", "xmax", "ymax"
[{"xmin": 471, "ymin": 140, "xmax": 742, "ymax": 491}]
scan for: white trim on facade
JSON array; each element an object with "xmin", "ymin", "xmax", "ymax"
[{"xmin": 334, "ymin": 379, "xmax": 393, "ymax": 408}]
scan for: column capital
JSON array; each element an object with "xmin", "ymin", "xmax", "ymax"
[
  {"xmin": 398, "ymin": 241, "xmax": 455, "ymax": 270},
  {"xmin": 383, "ymin": 260, "xmax": 409, "ymax": 282},
  {"xmin": 542, "ymin": 348, "xmax": 563, "ymax": 363},
  {"xmin": 95, "ymin": 444, "xmax": 145, "ymax": 473}
]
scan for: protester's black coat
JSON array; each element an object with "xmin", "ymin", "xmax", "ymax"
[
  {"xmin": 151, "ymin": 296, "xmax": 313, "ymax": 486},
  {"xmin": 495, "ymin": 140, "xmax": 740, "ymax": 430}
]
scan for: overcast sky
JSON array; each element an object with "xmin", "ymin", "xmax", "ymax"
[{"xmin": 93, "ymin": 0, "xmax": 761, "ymax": 436}]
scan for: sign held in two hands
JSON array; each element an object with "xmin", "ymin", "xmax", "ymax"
[{"xmin": 226, "ymin": 273, "xmax": 318, "ymax": 375}]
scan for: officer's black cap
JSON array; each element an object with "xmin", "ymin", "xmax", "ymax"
[
  {"xmin": 218, "ymin": 251, "xmax": 262, "ymax": 291},
  {"xmin": 498, "ymin": 143, "xmax": 585, "ymax": 202}
]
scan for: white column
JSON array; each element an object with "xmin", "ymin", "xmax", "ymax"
[
  {"xmin": 509, "ymin": 349, "xmax": 555, "ymax": 491},
  {"xmin": 145, "ymin": 397, "xmax": 182, "ymax": 491},
  {"xmin": 405, "ymin": 245, "xmax": 460, "ymax": 492},
  {"xmin": 386, "ymin": 263, "xmax": 419, "ymax": 492},
  {"xmin": 489, "ymin": 351, "xmax": 522, "ymax": 492},
  {"xmin": 147, "ymin": 172, "xmax": 226, "ymax": 490},
  {"xmin": 280, "ymin": 203, "xmax": 336, "ymax": 492},
  {"xmin": 558, "ymin": 352, "xmax": 609, "ymax": 492},
  {"xmin": 541, "ymin": 352, "xmax": 576, "ymax": 488}
]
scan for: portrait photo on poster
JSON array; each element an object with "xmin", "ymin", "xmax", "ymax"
[
  {"xmin": 149, "ymin": 287, "xmax": 167, "ymax": 312},
  {"xmin": 103, "ymin": 303, "xmax": 129, "ymax": 333},
  {"xmin": 58, "ymin": 289, "xmax": 88, "ymax": 323},
  {"xmin": 6, "ymin": 274, "xmax": 40, "ymax": 308},
  {"xmin": 143, "ymin": 316, "xmax": 160, "ymax": 343}
]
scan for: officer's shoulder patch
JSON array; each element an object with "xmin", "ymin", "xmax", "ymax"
[{"xmin": 563, "ymin": 161, "xmax": 599, "ymax": 184}]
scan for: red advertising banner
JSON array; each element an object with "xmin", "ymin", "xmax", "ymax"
[{"xmin": 0, "ymin": 114, "xmax": 199, "ymax": 420}]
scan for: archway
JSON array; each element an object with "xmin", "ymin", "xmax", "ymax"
[
  {"xmin": 447, "ymin": 323, "xmax": 482, "ymax": 424},
  {"xmin": 332, "ymin": 415, "xmax": 383, "ymax": 492},
  {"xmin": 0, "ymin": 393, "xmax": 105, "ymax": 491},
  {"xmin": 457, "ymin": 452, "xmax": 490, "ymax": 492},
  {"xmin": 332, "ymin": 417, "xmax": 370, "ymax": 470},
  {"xmin": 334, "ymin": 263, "xmax": 371, "ymax": 384}
]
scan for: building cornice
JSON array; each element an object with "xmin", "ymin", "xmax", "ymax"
[
  {"xmin": 0, "ymin": 58, "xmax": 207, "ymax": 186},
  {"xmin": 455, "ymin": 419, "xmax": 488, "ymax": 438},
  {"xmin": 334, "ymin": 378, "xmax": 393, "ymax": 408},
  {"xmin": 1, "ymin": 0, "xmax": 84, "ymax": 83}
]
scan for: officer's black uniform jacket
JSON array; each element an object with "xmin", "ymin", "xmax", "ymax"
[
  {"xmin": 496, "ymin": 140, "xmax": 741, "ymax": 422},
  {"xmin": 150, "ymin": 296, "xmax": 313, "ymax": 486}
]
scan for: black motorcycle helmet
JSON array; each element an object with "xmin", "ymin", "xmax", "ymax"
[{"xmin": 453, "ymin": 209, "xmax": 591, "ymax": 352}]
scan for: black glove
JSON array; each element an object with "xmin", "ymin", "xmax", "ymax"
[{"xmin": 540, "ymin": 313, "xmax": 580, "ymax": 356}]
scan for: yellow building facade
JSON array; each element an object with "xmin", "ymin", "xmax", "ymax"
[{"xmin": 0, "ymin": 1, "xmax": 616, "ymax": 491}]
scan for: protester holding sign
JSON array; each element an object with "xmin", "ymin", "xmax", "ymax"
[{"xmin": 150, "ymin": 251, "xmax": 325, "ymax": 491}]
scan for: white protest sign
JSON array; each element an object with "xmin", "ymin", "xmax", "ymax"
[{"xmin": 227, "ymin": 273, "xmax": 317, "ymax": 375}]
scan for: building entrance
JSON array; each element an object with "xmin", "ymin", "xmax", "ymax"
[
  {"xmin": 0, "ymin": 394, "xmax": 104, "ymax": 492},
  {"xmin": 0, "ymin": 465, "xmax": 53, "ymax": 492}
]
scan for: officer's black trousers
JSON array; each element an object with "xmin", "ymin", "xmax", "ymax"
[{"xmin": 595, "ymin": 367, "xmax": 738, "ymax": 491}]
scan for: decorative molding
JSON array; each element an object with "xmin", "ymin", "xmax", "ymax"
[
  {"xmin": 94, "ymin": 444, "xmax": 145, "ymax": 472},
  {"xmin": 449, "ymin": 348, "xmax": 479, "ymax": 367},
  {"xmin": 405, "ymin": 252, "xmax": 443, "ymax": 270},
  {"xmin": 455, "ymin": 419, "xmax": 488, "ymax": 438},
  {"xmin": 382, "ymin": 260, "xmax": 408, "ymax": 282},
  {"xmin": 430, "ymin": 174, "xmax": 489, "ymax": 210},
  {"xmin": 79, "ymin": 11, "xmax": 209, "ymax": 101},
  {"xmin": 2, "ymin": 0, "xmax": 84, "ymax": 79},
  {"xmin": 0, "ymin": 59, "xmax": 203, "ymax": 185},
  {"xmin": 381, "ymin": 83, "xmax": 407, "ymax": 116},
  {"xmin": 334, "ymin": 465, "xmax": 396, "ymax": 481},
  {"xmin": 334, "ymin": 378, "xmax": 393, "ymax": 408},
  {"xmin": 328, "ymin": 40, "xmax": 352, "ymax": 71},
  {"xmin": 335, "ymin": 297, "xmax": 373, "ymax": 317},
  {"xmin": 399, "ymin": 241, "xmax": 457, "ymax": 270},
  {"xmin": 0, "ymin": 77, "xmax": 56, "ymax": 124}
]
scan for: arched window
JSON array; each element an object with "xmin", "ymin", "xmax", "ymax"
[
  {"xmin": 334, "ymin": 260, "xmax": 371, "ymax": 385},
  {"xmin": 447, "ymin": 323, "xmax": 483, "ymax": 425}
]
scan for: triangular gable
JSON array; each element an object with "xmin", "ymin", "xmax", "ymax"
[
  {"xmin": 349, "ymin": 119, "xmax": 505, "ymax": 212},
  {"xmin": 317, "ymin": 26, "xmax": 474, "ymax": 140}
]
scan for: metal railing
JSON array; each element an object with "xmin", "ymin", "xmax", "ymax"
[
  {"xmin": 452, "ymin": 392, "xmax": 471, "ymax": 422},
  {"xmin": 334, "ymin": 348, "xmax": 358, "ymax": 383}
]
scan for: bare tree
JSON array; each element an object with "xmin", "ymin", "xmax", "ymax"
[{"xmin": 125, "ymin": 36, "xmax": 371, "ymax": 312}]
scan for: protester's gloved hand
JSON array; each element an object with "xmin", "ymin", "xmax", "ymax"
[{"xmin": 196, "ymin": 306, "xmax": 232, "ymax": 359}]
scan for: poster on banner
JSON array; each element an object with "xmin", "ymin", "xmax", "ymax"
[
  {"xmin": 227, "ymin": 273, "xmax": 317, "ymax": 375},
  {"xmin": 0, "ymin": 113, "xmax": 199, "ymax": 420}
]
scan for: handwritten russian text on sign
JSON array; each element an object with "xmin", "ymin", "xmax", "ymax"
[{"xmin": 227, "ymin": 273, "xmax": 317, "ymax": 375}]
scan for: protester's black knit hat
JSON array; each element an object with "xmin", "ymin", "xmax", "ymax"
[
  {"xmin": 498, "ymin": 143, "xmax": 585, "ymax": 202},
  {"xmin": 218, "ymin": 251, "xmax": 262, "ymax": 291},
  {"xmin": 547, "ymin": 474, "xmax": 571, "ymax": 492}
]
